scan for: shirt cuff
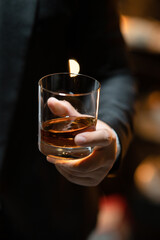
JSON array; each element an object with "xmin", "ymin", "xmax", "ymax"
[{"xmin": 112, "ymin": 129, "xmax": 121, "ymax": 160}]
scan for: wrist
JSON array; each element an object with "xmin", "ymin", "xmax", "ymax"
[{"xmin": 111, "ymin": 128, "xmax": 121, "ymax": 160}]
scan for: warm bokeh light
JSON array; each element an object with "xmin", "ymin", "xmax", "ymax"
[
  {"xmin": 134, "ymin": 156, "xmax": 160, "ymax": 204},
  {"xmin": 120, "ymin": 15, "xmax": 160, "ymax": 53},
  {"xmin": 134, "ymin": 91, "xmax": 160, "ymax": 143},
  {"xmin": 134, "ymin": 162, "xmax": 156, "ymax": 184},
  {"xmin": 68, "ymin": 59, "xmax": 80, "ymax": 77},
  {"xmin": 147, "ymin": 91, "xmax": 160, "ymax": 109},
  {"xmin": 95, "ymin": 194, "xmax": 131, "ymax": 238}
]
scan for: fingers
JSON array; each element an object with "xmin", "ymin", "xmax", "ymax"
[
  {"xmin": 45, "ymin": 111, "xmax": 117, "ymax": 186},
  {"xmin": 55, "ymin": 165, "xmax": 97, "ymax": 186},
  {"xmin": 47, "ymin": 146, "xmax": 115, "ymax": 174},
  {"xmin": 46, "ymin": 135, "xmax": 117, "ymax": 187},
  {"xmin": 47, "ymin": 156, "xmax": 99, "ymax": 186},
  {"xmin": 47, "ymin": 99, "xmax": 114, "ymax": 149},
  {"xmin": 47, "ymin": 154, "xmax": 104, "ymax": 174},
  {"xmin": 47, "ymin": 97, "xmax": 80, "ymax": 117},
  {"xmin": 47, "ymin": 151, "xmax": 114, "ymax": 186},
  {"xmin": 74, "ymin": 129, "xmax": 113, "ymax": 148}
]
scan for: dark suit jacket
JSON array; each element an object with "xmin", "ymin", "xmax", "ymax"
[{"xmin": 0, "ymin": 0, "xmax": 136, "ymax": 239}]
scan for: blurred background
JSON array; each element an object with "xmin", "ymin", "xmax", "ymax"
[{"xmin": 88, "ymin": 0, "xmax": 160, "ymax": 239}]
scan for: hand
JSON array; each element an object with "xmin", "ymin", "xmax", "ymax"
[{"xmin": 47, "ymin": 97, "xmax": 118, "ymax": 186}]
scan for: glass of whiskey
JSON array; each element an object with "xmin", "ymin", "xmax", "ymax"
[{"xmin": 38, "ymin": 72, "xmax": 101, "ymax": 160}]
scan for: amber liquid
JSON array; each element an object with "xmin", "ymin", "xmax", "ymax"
[{"xmin": 41, "ymin": 116, "xmax": 96, "ymax": 148}]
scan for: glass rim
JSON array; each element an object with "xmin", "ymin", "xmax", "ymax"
[{"xmin": 38, "ymin": 72, "xmax": 101, "ymax": 96}]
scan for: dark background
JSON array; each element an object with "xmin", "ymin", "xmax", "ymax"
[{"xmin": 101, "ymin": 0, "xmax": 160, "ymax": 239}]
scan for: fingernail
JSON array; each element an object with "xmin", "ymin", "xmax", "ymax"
[
  {"xmin": 75, "ymin": 135, "xmax": 86, "ymax": 145},
  {"xmin": 47, "ymin": 156, "xmax": 52, "ymax": 162},
  {"xmin": 47, "ymin": 97, "xmax": 58, "ymax": 105}
]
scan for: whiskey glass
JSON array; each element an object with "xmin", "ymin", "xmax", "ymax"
[{"xmin": 38, "ymin": 72, "xmax": 101, "ymax": 159}]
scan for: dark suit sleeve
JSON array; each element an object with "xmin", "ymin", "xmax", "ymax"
[
  {"xmin": 68, "ymin": 0, "xmax": 137, "ymax": 163},
  {"xmin": 99, "ymin": 70, "xmax": 136, "ymax": 161}
]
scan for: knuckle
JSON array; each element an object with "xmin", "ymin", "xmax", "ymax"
[
  {"xmin": 89, "ymin": 178, "xmax": 99, "ymax": 187},
  {"xmin": 103, "ymin": 129, "xmax": 112, "ymax": 142},
  {"xmin": 77, "ymin": 164, "xmax": 87, "ymax": 173}
]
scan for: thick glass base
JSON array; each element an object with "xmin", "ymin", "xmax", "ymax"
[{"xmin": 39, "ymin": 141, "xmax": 93, "ymax": 159}]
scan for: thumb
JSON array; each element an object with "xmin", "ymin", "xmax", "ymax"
[
  {"xmin": 47, "ymin": 97, "xmax": 80, "ymax": 117},
  {"xmin": 74, "ymin": 129, "xmax": 113, "ymax": 148}
]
